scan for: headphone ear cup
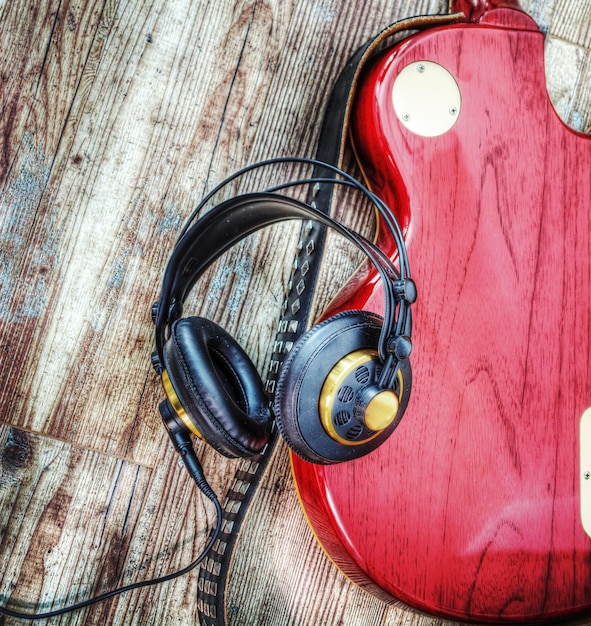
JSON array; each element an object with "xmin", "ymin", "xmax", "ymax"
[
  {"xmin": 274, "ymin": 310, "xmax": 411, "ymax": 464},
  {"xmin": 163, "ymin": 317, "xmax": 272, "ymax": 458}
]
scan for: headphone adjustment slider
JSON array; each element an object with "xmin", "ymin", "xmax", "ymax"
[
  {"xmin": 393, "ymin": 278, "xmax": 417, "ymax": 303},
  {"xmin": 387, "ymin": 335, "xmax": 413, "ymax": 361},
  {"xmin": 151, "ymin": 300, "xmax": 160, "ymax": 324},
  {"xmin": 151, "ymin": 351, "xmax": 163, "ymax": 375}
]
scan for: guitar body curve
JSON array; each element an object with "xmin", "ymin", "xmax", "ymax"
[{"xmin": 291, "ymin": 8, "xmax": 591, "ymax": 623}]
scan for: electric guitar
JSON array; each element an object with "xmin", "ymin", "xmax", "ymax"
[{"xmin": 291, "ymin": 1, "xmax": 591, "ymax": 622}]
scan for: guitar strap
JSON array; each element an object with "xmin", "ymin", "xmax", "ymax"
[{"xmin": 196, "ymin": 11, "xmax": 465, "ymax": 626}]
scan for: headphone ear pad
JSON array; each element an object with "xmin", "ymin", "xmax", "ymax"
[
  {"xmin": 163, "ymin": 317, "xmax": 272, "ymax": 458},
  {"xmin": 274, "ymin": 310, "xmax": 411, "ymax": 465}
]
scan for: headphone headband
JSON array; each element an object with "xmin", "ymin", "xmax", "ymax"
[
  {"xmin": 177, "ymin": 157, "xmax": 410, "ymax": 276},
  {"xmin": 154, "ymin": 191, "xmax": 415, "ymax": 368}
]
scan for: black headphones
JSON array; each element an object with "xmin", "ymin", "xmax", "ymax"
[
  {"xmin": 0, "ymin": 159, "xmax": 415, "ymax": 621},
  {"xmin": 151, "ymin": 157, "xmax": 416, "ymax": 465},
  {"xmin": 0, "ymin": 17, "xmax": 419, "ymax": 617}
]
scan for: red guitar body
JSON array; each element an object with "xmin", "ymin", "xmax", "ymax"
[{"xmin": 291, "ymin": 3, "xmax": 591, "ymax": 623}]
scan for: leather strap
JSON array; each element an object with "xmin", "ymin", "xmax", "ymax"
[{"xmin": 196, "ymin": 10, "xmax": 465, "ymax": 626}]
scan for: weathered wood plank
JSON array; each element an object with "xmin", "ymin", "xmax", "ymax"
[
  {"xmin": 0, "ymin": 423, "xmax": 236, "ymax": 625},
  {"xmin": 0, "ymin": 423, "xmax": 152, "ymax": 623},
  {"xmin": 544, "ymin": 36, "xmax": 591, "ymax": 132},
  {"xmin": 224, "ymin": 444, "xmax": 392, "ymax": 626},
  {"xmin": 545, "ymin": 0, "xmax": 591, "ymax": 48}
]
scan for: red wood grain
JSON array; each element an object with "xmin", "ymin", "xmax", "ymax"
[
  {"xmin": 451, "ymin": 0, "xmax": 525, "ymax": 23},
  {"xmin": 292, "ymin": 9, "xmax": 591, "ymax": 623}
]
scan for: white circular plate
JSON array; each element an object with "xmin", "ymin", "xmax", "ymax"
[{"xmin": 392, "ymin": 60, "xmax": 462, "ymax": 137}]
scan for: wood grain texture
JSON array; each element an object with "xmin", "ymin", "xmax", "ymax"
[
  {"xmin": 297, "ymin": 9, "xmax": 591, "ymax": 621},
  {"xmin": 0, "ymin": 1, "xmax": 589, "ymax": 624}
]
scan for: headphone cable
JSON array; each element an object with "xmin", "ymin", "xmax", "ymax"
[{"xmin": 0, "ymin": 443, "xmax": 221, "ymax": 621}]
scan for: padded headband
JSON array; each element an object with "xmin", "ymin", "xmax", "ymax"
[{"xmin": 154, "ymin": 192, "xmax": 415, "ymax": 366}]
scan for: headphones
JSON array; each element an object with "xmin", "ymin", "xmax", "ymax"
[
  {"xmin": 0, "ymin": 23, "xmax": 420, "ymax": 617},
  {"xmin": 0, "ymin": 158, "xmax": 416, "ymax": 621},
  {"xmin": 151, "ymin": 157, "xmax": 416, "ymax": 465}
]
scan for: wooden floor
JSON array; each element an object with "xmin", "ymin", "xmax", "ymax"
[{"xmin": 1, "ymin": 1, "xmax": 590, "ymax": 624}]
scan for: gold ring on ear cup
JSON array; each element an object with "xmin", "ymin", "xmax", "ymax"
[
  {"xmin": 162, "ymin": 370, "xmax": 204, "ymax": 440},
  {"xmin": 319, "ymin": 349, "xmax": 403, "ymax": 446}
]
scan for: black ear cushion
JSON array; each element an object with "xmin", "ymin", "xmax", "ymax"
[
  {"xmin": 274, "ymin": 310, "xmax": 411, "ymax": 465},
  {"xmin": 163, "ymin": 317, "xmax": 272, "ymax": 458}
]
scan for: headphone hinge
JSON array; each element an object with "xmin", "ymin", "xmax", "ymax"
[
  {"xmin": 393, "ymin": 278, "xmax": 417, "ymax": 303},
  {"xmin": 151, "ymin": 300, "xmax": 160, "ymax": 324},
  {"xmin": 151, "ymin": 351, "xmax": 163, "ymax": 375}
]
